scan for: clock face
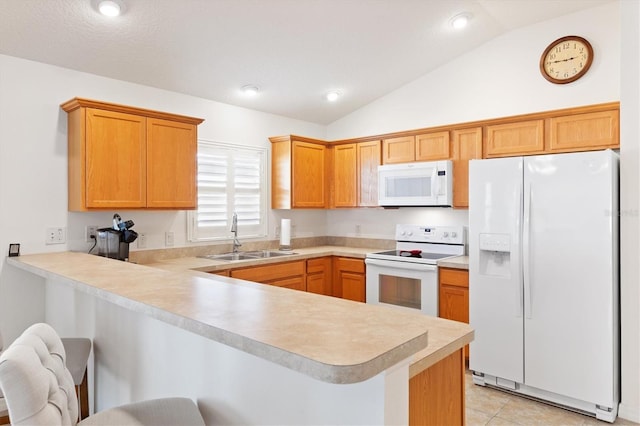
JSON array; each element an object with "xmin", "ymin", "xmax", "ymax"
[{"xmin": 540, "ymin": 36, "xmax": 593, "ymax": 84}]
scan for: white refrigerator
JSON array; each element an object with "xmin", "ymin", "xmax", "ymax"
[{"xmin": 468, "ymin": 149, "xmax": 619, "ymax": 422}]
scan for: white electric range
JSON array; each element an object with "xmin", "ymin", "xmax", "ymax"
[{"xmin": 365, "ymin": 224, "xmax": 466, "ymax": 316}]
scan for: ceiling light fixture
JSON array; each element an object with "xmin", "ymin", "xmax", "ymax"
[
  {"xmin": 326, "ymin": 91, "xmax": 341, "ymax": 102},
  {"xmin": 98, "ymin": 0, "xmax": 122, "ymax": 17},
  {"xmin": 241, "ymin": 85, "xmax": 259, "ymax": 96},
  {"xmin": 450, "ymin": 12, "xmax": 472, "ymax": 30}
]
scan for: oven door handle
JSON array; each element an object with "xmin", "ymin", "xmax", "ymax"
[{"xmin": 365, "ymin": 258, "xmax": 438, "ymax": 271}]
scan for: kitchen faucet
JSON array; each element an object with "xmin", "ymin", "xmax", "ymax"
[{"xmin": 231, "ymin": 212, "xmax": 242, "ymax": 253}]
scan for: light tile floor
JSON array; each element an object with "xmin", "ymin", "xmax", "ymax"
[{"xmin": 465, "ymin": 371, "xmax": 639, "ymax": 426}]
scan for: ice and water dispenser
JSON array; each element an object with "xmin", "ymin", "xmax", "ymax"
[{"xmin": 478, "ymin": 233, "xmax": 512, "ymax": 277}]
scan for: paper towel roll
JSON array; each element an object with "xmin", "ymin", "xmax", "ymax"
[{"xmin": 280, "ymin": 219, "xmax": 291, "ymax": 250}]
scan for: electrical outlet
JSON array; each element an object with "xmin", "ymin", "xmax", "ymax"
[
  {"xmin": 138, "ymin": 232, "xmax": 147, "ymax": 249},
  {"xmin": 85, "ymin": 225, "xmax": 99, "ymax": 242},
  {"xmin": 165, "ymin": 231, "xmax": 174, "ymax": 247},
  {"xmin": 46, "ymin": 227, "xmax": 67, "ymax": 245}
]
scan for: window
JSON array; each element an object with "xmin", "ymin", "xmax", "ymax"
[{"xmin": 188, "ymin": 140, "xmax": 267, "ymax": 242}]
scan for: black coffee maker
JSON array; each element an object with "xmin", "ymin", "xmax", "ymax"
[{"xmin": 96, "ymin": 214, "xmax": 138, "ymax": 261}]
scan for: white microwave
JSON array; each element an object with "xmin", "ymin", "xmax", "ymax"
[{"xmin": 378, "ymin": 160, "xmax": 453, "ymax": 207}]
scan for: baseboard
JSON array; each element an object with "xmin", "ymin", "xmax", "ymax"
[{"xmin": 618, "ymin": 402, "xmax": 640, "ymax": 423}]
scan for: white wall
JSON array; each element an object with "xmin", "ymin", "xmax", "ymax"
[
  {"xmin": 0, "ymin": 54, "xmax": 327, "ymax": 343},
  {"xmin": 619, "ymin": 1, "xmax": 640, "ymax": 422}
]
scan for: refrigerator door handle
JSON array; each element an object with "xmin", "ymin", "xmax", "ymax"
[
  {"xmin": 517, "ymin": 182, "xmax": 524, "ymax": 318},
  {"xmin": 523, "ymin": 182, "xmax": 532, "ymax": 319}
]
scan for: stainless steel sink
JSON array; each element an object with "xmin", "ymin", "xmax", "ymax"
[
  {"xmin": 243, "ymin": 250, "xmax": 297, "ymax": 258},
  {"xmin": 198, "ymin": 250, "xmax": 297, "ymax": 262}
]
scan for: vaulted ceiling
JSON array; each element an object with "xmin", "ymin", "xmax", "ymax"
[{"xmin": 0, "ymin": 0, "xmax": 614, "ymax": 124}]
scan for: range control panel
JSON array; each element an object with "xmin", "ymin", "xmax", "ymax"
[{"xmin": 395, "ymin": 224, "xmax": 466, "ymax": 245}]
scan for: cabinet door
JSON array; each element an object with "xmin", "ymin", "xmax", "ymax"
[
  {"xmin": 146, "ymin": 118, "xmax": 197, "ymax": 209},
  {"xmin": 85, "ymin": 108, "xmax": 146, "ymax": 208},
  {"xmin": 439, "ymin": 268, "xmax": 469, "ymax": 359},
  {"xmin": 341, "ymin": 272, "xmax": 366, "ymax": 303},
  {"xmin": 415, "ymin": 131, "xmax": 450, "ymax": 161},
  {"xmin": 548, "ymin": 109, "xmax": 619, "ymax": 152},
  {"xmin": 382, "ymin": 136, "xmax": 415, "ymax": 164},
  {"xmin": 485, "ymin": 120, "xmax": 545, "ymax": 157},
  {"xmin": 268, "ymin": 276, "xmax": 306, "ymax": 292},
  {"xmin": 306, "ymin": 257, "xmax": 332, "ymax": 296},
  {"xmin": 451, "ymin": 127, "xmax": 482, "ymax": 208},
  {"xmin": 292, "ymin": 141, "xmax": 327, "ymax": 208},
  {"xmin": 357, "ymin": 140, "xmax": 381, "ymax": 207},
  {"xmin": 333, "ymin": 144, "xmax": 357, "ymax": 207},
  {"xmin": 333, "ymin": 257, "xmax": 366, "ymax": 302}
]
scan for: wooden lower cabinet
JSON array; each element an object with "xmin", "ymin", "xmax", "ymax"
[
  {"xmin": 230, "ymin": 260, "xmax": 306, "ymax": 291},
  {"xmin": 332, "ymin": 257, "xmax": 366, "ymax": 302},
  {"xmin": 306, "ymin": 257, "xmax": 333, "ymax": 296},
  {"xmin": 211, "ymin": 256, "xmax": 365, "ymax": 301},
  {"xmin": 409, "ymin": 348, "xmax": 465, "ymax": 425},
  {"xmin": 438, "ymin": 268, "xmax": 470, "ymax": 359}
]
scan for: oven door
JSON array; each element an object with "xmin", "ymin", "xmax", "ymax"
[{"xmin": 365, "ymin": 257, "xmax": 438, "ymax": 316}]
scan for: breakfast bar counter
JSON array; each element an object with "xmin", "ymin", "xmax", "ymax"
[{"xmin": 7, "ymin": 251, "xmax": 473, "ymax": 425}]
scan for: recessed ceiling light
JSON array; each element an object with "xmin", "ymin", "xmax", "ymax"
[
  {"xmin": 98, "ymin": 0, "xmax": 122, "ymax": 17},
  {"xmin": 241, "ymin": 85, "xmax": 259, "ymax": 96},
  {"xmin": 450, "ymin": 12, "xmax": 472, "ymax": 30},
  {"xmin": 326, "ymin": 91, "xmax": 341, "ymax": 102}
]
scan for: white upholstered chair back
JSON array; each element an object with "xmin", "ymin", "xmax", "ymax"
[{"xmin": 0, "ymin": 323, "xmax": 79, "ymax": 425}]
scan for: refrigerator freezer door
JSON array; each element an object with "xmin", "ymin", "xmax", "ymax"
[
  {"xmin": 469, "ymin": 156, "xmax": 524, "ymax": 384},
  {"xmin": 523, "ymin": 150, "xmax": 618, "ymax": 407}
]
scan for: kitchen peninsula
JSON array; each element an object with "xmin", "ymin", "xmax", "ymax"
[{"xmin": 7, "ymin": 252, "xmax": 472, "ymax": 425}]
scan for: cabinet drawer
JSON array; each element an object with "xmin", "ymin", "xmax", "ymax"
[
  {"xmin": 268, "ymin": 276, "xmax": 306, "ymax": 292},
  {"xmin": 334, "ymin": 257, "xmax": 365, "ymax": 273},
  {"xmin": 231, "ymin": 260, "xmax": 305, "ymax": 282},
  {"xmin": 307, "ymin": 257, "xmax": 330, "ymax": 274},
  {"xmin": 439, "ymin": 268, "xmax": 468, "ymax": 288}
]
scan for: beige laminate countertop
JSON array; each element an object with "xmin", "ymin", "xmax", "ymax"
[
  {"xmin": 438, "ymin": 255, "xmax": 469, "ymax": 270},
  {"xmin": 7, "ymin": 251, "xmax": 472, "ymax": 384}
]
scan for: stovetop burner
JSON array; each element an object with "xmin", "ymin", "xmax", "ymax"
[
  {"xmin": 365, "ymin": 224, "xmax": 466, "ymax": 265},
  {"xmin": 372, "ymin": 250, "xmax": 455, "ymax": 261}
]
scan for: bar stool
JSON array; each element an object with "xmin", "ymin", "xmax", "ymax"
[
  {"xmin": 0, "ymin": 329, "xmax": 91, "ymax": 422},
  {"xmin": 0, "ymin": 323, "xmax": 204, "ymax": 426},
  {"xmin": 62, "ymin": 338, "xmax": 92, "ymax": 420},
  {"xmin": 0, "ymin": 331, "xmax": 8, "ymax": 425}
]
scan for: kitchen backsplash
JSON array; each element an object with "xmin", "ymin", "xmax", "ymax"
[{"xmin": 129, "ymin": 236, "xmax": 394, "ymax": 264}]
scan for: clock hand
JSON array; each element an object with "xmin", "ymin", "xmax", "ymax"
[{"xmin": 549, "ymin": 56, "xmax": 578, "ymax": 64}]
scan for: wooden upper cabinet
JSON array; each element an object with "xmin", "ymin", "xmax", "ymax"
[
  {"xmin": 382, "ymin": 136, "xmax": 415, "ymax": 164},
  {"xmin": 548, "ymin": 109, "xmax": 619, "ymax": 153},
  {"xmin": 357, "ymin": 140, "xmax": 381, "ymax": 207},
  {"xmin": 415, "ymin": 131, "xmax": 450, "ymax": 161},
  {"xmin": 62, "ymin": 98, "xmax": 203, "ymax": 211},
  {"xmin": 146, "ymin": 118, "xmax": 197, "ymax": 208},
  {"xmin": 452, "ymin": 127, "xmax": 482, "ymax": 209},
  {"xmin": 485, "ymin": 120, "xmax": 545, "ymax": 157},
  {"xmin": 333, "ymin": 143, "xmax": 358, "ymax": 207},
  {"xmin": 84, "ymin": 108, "xmax": 147, "ymax": 209},
  {"xmin": 270, "ymin": 135, "xmax": 328, "ymax": 209},
  {"xmin": 383, "ymin": 132, "xmax": 450, "ymax": 164}
]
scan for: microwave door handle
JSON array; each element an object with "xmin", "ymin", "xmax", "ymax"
[{"xmin": 431, "ymin": 167, "xmax": 438, "ymax": 198}]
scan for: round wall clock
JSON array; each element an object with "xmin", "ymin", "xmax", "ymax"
[{"xmin": 540, "ymin": 35, "xmax": 593, "ymax": 84}]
